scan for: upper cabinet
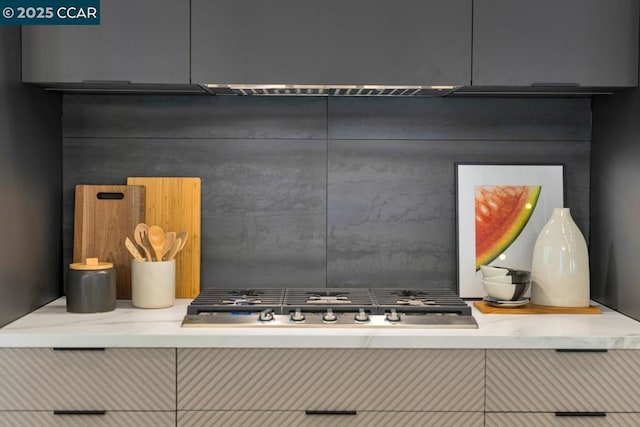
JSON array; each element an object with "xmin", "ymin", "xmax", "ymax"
[
  {"xmin": 21, "ymin": 0, "xmax": 639, "ymax": 90},
  {"xmin": 22, "ymin": 0, "xmax": 189, "ymax": 84},
  {"xmin": 472, "ymin": 0, "xmax": 639, "ymax": 87},
  {"xmin": 190, "ymin": 0, "xmax": 472, "ymax": 86}
]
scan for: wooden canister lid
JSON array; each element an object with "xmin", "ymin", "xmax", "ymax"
[{"xmin": 69, "ymin": 257, "xmax": 113, "ymax": 270}]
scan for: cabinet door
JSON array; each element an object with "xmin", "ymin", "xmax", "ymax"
[
  {"xmin": 473, "ymin": 0, "xmax": 639, "ymax": 87},
  {"xmin": 191, "ymin": 0, "xmax": 471, "ymax": 86},
  {"xmin": 0, "ymin": 348, "xmax": 176, "ymax": 410},
  {"xmin": 22, "ymin": 0, "xmax": 189, "ymax": 83},
  {"xmin": 179, "ymin": 410, "xmax": 483, "ymax": 427},
  {"xmin": 486, "ymin": 350, "xmax": 640, "ymax": 412},
  {"xmin": 178, "ymin": 349, "xmax": 484, "ymax": 411},
  {"xmin": 486, "ymin": 412, "xmax": 640, "ymax": 427},
  {"xmin": 0, "ymin": 411, "xmax": 175, "ymax": 427}
]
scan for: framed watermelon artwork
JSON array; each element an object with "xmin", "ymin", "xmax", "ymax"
[{"xmin": 456, "ymin": 164, "xmax": 564, "ymax": 298}]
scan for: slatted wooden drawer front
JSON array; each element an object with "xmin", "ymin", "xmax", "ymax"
[
  {"xmin": 0, "ymin": 348, "xmax": 175, "ymax": 410},
  {"xmin": 0, "ymin": 411, "xmax": 175, "ymax": 427},
  {"xmin": 177, "ymin": 348, "xmax": 484, "ymax": 411},
  {"xmin": 486, "ymin": 350, "xmax": 640, "ymax": 412},
  {"xmin": 178, "ymin": 410, "xmax": 484, "ymax": 427},
  {"xmin": 486, "ymin": 412, "xmax": 640, "ymax": 427}
]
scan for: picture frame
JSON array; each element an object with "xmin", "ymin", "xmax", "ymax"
[{"xmin": 456, "ymin": 163, "xmax": 565, "ymax": 298}]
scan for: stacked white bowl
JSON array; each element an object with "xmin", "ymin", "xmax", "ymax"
[{"xmin": 480, "ymin": 265, "xmax": 531, "ymax": 302}]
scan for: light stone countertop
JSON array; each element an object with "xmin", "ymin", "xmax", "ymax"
[{"xmin": 0, "ymin": 297, "xmax": 639, "ymax": 349}]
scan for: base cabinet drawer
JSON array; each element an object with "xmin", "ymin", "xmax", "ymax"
[
  {"xmin": 486, "ymin": 350, "xmax": 640, "ymax": 412},
  {"xmin": 0, "ymin": 411, "xmax": 175, "ymax": 427},
  {"xmin": 0, "ymin": 348, "xmax": 176, "ymax": 410},
  {"xmin": 486, "ymin": 412, "xmax": 640, "ymax": 427},
  {"xmin": 179, "ymin": 410, "xmax": 483, "ymax": 427},
  {"xmin": 178, "ymin": 348, "xmax": 484, "ymax": 411}
]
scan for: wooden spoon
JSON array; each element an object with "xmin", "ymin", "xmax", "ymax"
[
  {"xmin": 161, "ymin": 231, "xmax": 176, "ymax": 260},
  {"xmin": 147, "ymin": 225, "xmax": 166, "ymax": 262},
  {"xmin": 134, "ymin": 223, "xmax": 153, "ymax": 261},
  {"xmin": 165, "ymin": 237, "xmax": 182, "ymax": 261}
]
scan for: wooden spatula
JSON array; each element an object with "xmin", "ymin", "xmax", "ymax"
[{"xmin": 125, "ymin": 237, "xmax": 144, "ymax": 262}]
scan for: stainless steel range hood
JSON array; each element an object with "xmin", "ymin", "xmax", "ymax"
[{"xmin": 202, "ymin": 84, "xmax": 458, "ymax": 97}]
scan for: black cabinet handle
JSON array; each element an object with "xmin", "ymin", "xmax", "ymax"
[
  {"xmin": 82, "ymin": 80, "xmax": 132, "ymax": 84},
  {"xmin": 53, "ymin": 347, "xmax": 105, "ymax": 351},
  {"xmin": 531, "ymin": 82, "xmax": 580, "ymax": 87},
  {"xmin": 305, "ymin": 410, "xmax": 357, "ymax": 416},
  {"xmin": 556, "ymin": 349, "xmax": 608, "ymax": 353},
  {"xmin": 555, "ymin": 412, "xmax": 606, "ymax": 417},
  {"xmin": 53, "ymin": 410, "xmax": 106, "ymax": 416}
]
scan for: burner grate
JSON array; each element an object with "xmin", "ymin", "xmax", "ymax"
[
  {"xmin": 283, "ymin": 288, "xmax": 376, "ymax": 313},
  {"xmin": 371, "ymin": 288, "xmax": 471, "ymax": 315},
  {"xmin": 187, "ymin": 288, "xmax": 471, "ymax": 316},
  {"xmin": 187, "ymin": 288, "xmax": 285, "ymax": 314}
]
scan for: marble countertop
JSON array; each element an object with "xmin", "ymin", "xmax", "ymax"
[{"xmin": 1, "ymin": 297, "xmax": 639, "ymax": 349}]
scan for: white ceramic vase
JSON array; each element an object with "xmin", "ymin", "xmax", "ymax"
[{"xmin": 531, "ymin": 208, "xmax": 590, "ymax": 307}]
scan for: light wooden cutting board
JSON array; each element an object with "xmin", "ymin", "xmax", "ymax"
[
  {"xmin": 126, "ymin": 177, "xmax": 201, "ymax": 298},
  {"xmin": 73, "ymin": 184, "xmax": 146, "ymax": 299}
]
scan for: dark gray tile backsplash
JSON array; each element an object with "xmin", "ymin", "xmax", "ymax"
[
  {"xmin": 328, "ymin": 97, "xmax": 591, "ymax": 141},
  {"xmin": 63, "ymin": 95, "xmax": 591, "ymax": 291},
  {"xmin": 64, "ymin": 95, "xmax": 327, "ymax": 139}
]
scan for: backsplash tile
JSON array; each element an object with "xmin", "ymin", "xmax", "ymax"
[
  {"xmin": 63, "ymin": 95, "xmax": 591, "ymax": 291},
  {"xmin": 328, "ymin": 97, "xmax": 591, "ymax": 141},
  {"xmin": 64, "ymin": 95, "xmax": 327, "ymax": 139},
  {"xmin": 327, "ymin": 139, "xmax": 455, "ymax": 288},
  {"xmin": 63, "ymin": 138, "xmax": 326, "ymax": 288}
]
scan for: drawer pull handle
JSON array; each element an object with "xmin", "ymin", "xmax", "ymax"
[
  {"xmin": 555, "ymin": 412, "xmax": 606, "ymax": 417},
  {"xmin": 556, "ymin": 349, "xmax": 608, "ymax": 353},
  {"xmin": 531, "ymin": 82, "xmax": 580, "ymax": 87},
  {"xmin": 53, "ymin": 347, "xmax": 105, "ymax": 351},
  {"xmin": 305, "ymin": 410, "xmax": 357, "ymax": 416},
  {"xmin": 54, "ymin": 410, "xmax": 107, "ymax": 416},
  {"xmin": 82, "ymin": 80, "xmax": 132, "ymax": 85}
]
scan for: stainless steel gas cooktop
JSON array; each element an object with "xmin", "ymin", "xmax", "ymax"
[{"xmin": 182, "ymin": 288, "xmax": 477, "ymax": 329}]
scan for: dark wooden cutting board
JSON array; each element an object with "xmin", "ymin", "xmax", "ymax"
[{"xmin": 73, "ymin": 185, "xmax": 145, "ymax": 299}]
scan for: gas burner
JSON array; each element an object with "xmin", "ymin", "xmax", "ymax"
[
  {"xmin": 306, "ymin": 294, "xmax": 351, "ymax": 304},
  {"xmin": 222, "ymin": 298, "xmax": 262, "ymax": 305},
  {"xmin": 227, "ymin": 289, "xmax": 262, "ymax": 297},
  {"xmin": 396, "ymin": 290, "xmax": 432, "ymax": 298},
  {"xmin": 395, "ymin": 299, "xmax": 436, "ymax": 306},
  {"xmin": 222, "ymin": 289, "xmax": 266, "ymax": 305}
]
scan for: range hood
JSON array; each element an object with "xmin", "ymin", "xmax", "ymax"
[
  {"xmin": 200, "ymin": 84, "xmax": 608, "ymax": 97},
  {"xmin": 202, "ymin": 84, "xmax": 458, "ymax": 97}
]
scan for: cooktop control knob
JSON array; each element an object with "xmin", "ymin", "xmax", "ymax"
[
  {"xmin": 258, "ymin": 309, "xmax": 275, "ymax": 322},
  {"xmin": 354, "ymin": 308, "xmax": 370, "ymax": 322},
  {"xmin": 386, "ymin": 309, "xmax": 401, "ymax": 322},
  {"xmin": 290, "ymin": 308, "xmax": 306, "ymax": 322},
  {"xmin": 322, "ymin": 308, "xmax": 338, "ymax": 322}
]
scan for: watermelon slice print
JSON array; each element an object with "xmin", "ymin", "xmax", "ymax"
[{"xmin": 475, "ymin": 185, "xmax": 541, "ymax": 270}]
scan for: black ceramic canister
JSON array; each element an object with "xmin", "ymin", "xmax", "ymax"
[{"xmin": 66, "ymin": 258, "xmax": 116, "ymax": 313}]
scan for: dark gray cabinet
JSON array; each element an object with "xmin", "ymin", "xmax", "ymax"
[
  {"xmin": 22, "ymin": 0, "xmax": 189, "ymax": 84},
  {"xmin": 473, "ymin": 0, "xmax": 639, "ymax": 87},
  {"xmin": 191, "ymin": 0, "xmax": 471, "ymax": 86}
]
